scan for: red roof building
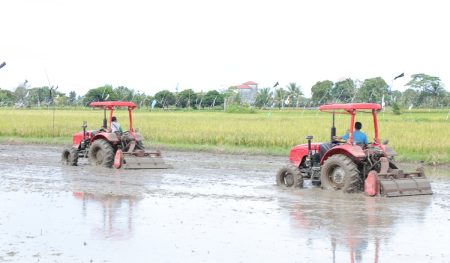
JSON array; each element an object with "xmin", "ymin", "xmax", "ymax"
[
  {"xmin": 234, "ymin": 81, "xmax": 258, "ymax": 104},
  {"xmin": 236, "ymin": 84, "xmax": 252, "ymax": 89}
]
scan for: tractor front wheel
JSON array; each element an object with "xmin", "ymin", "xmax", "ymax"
[
  {"xmin": 61, "ymin": 147, "xmax": 78, "ymax": 166},
  {"xmin": 276, "ymin": 164, "xmax": 303, "ymax": 188},
  {"xmin": 320, "ymin": 154, "xmax": 361, "ymax": 193},
  {"xmin": 88, "ymin": 140, "xmax": 115, "ymax": 168}
]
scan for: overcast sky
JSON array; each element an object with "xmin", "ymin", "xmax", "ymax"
[{"xmin": 1, "ymin": 0, "xmax": 449, "ymax": 97}]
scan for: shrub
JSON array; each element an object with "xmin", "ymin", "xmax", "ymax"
[
  {"xmin": 392, "ymin": 102, "xmax": 401, "ymax": 115},
  {"xmin": 225, "ymin": 105, "xmax": 256, "ymax": 114}
]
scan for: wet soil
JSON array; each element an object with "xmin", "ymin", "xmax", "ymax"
[{"xmin": 0, "ymin": 144, "xmax": 449, "ymax": 263}]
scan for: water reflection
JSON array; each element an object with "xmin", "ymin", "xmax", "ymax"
[
  {"xmin": 68, "ymin": 170, "xmax": 147, "ymax": 240},
  {"xmin": 285, "ymin": 190, "xmax": 432, "ymax": 263},
  {"xmin": 73, "ymin": 192, "xmax": 139, "ymax": 240}
]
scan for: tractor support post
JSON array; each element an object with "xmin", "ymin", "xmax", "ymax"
[
  {"xmin": 102, "ymin": 109, "xmax": 107, "ymax": 129},
  {"xmin": 349, "ymin": 110, "xmax": 355, "ymax": 144},
  {"xmin": 128, "ymin": 108, "xmax": 134, "ymax": 131},
  {"xmin": 331, "ymin": 112, "xmax": 336, "ymax": 142},
  {"xmin": 109, "ymin": 108, "xmax": 114, "ymax": 128},
  {"xmin": 372, "ymin": 109, "xmax": 380, "ymax": 144}
]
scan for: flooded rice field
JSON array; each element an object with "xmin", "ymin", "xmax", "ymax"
[{"xmin": 0, "ymin": 144, "xmax": 449, "ymax": 263}]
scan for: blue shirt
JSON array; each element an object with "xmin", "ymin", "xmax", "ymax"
[{"xmin": 342, "ymin": 130, "xmax": 368, "ymax": 145}]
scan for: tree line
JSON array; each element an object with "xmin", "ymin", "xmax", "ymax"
[
  {"xmin": 0, "ymin": 73, "xmax": 448, "ymax": 109},
  {"xmin": 309, "ymin": 74, "xmax": 449, "ymax": 109}
]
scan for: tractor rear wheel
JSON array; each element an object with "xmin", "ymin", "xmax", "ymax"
[
  {"xmin": 88, "ymin": 140, "xmax": 115, "ymax": 168},
  {"xmin": 276, "ymin": 164, "xmax": 303, "ymax": 188},
  {"xmin": 61, "ymin": 147, "xmax": 78, "ymax": 166},
  {"xmin": 320, "ymin": 154, "xmax": 361, "ymax": 193}
]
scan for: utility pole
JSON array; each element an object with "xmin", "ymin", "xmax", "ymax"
[{"xmin": 51, "ymin": 86, "xmax": 58, "ymax": 137}]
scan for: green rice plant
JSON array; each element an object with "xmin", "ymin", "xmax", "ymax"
[{"xmin": 0, "ymin": 107, "xmax": 449, "ymax": 163}]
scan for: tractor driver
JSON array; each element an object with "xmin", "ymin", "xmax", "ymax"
[
  {"xmin": 111, "ymin": 116, "xmax": 123, "ymax": 134},
  {"xmin": 335, "ymin": 121, "xmax": 368, "ymax": 146}
]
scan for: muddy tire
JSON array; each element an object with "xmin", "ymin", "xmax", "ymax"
[
  {"xmin": 276, "ymin": 164, "xmax": 303, "ymax": 188},
  {"xmin": 61, "ymin": 147, "xmax": 78, "ymax": 166},
  {"xmin": 88, "ymin": 140, "xmax": 115, "ymax": 168},
  {"xmin": 320, "ymin": 154, "xmax": 361, "ymax": 193}
]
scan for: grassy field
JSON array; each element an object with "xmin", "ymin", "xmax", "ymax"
[{"xmin": 0, "ymin": 107, "xmax": 449, "ymax": 164}]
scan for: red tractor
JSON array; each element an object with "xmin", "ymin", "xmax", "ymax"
[
  {"xmin": 61, "ymin": 101, "xmax": 169, "ymax": 169},
  {"xmin": 276, "ymin": 103, "xmax": 432, "ymax": 197}
]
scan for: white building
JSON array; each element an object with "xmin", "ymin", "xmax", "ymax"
[{"xmin": 236, "ymin": 81, "xmax": 258, "ymax": 104}]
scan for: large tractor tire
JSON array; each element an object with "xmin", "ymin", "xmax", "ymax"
[
  {"xmin": 61, "ymin": 147, "xmax": 78, "ymax": 166},
  {"xmin": 320, "ymin": 154, "xmax": 361, "ymax": 193},
  {"xmin": 276, "ymin": 164, "xmax": 303, "ymax": 188},
  {"xmin": 88, "ymin": 140, "xmax": 115, "ymax": 168}
]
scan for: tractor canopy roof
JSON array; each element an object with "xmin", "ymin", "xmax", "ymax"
[
  {"xmin": 89, "ymin": 101, "xmax": 137, "ymax": 110},
  {"xmin": 319, "ymin": 103, "xmax": 381, "ymax": 114}
]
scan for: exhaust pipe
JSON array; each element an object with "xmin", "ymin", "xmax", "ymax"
[{"xmin": 306, "ymin": 135, "xmax": 313, "ymax": 167}]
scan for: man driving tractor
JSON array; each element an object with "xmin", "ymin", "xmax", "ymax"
[
  {"xmin": 334, "ymin": 121, "xmax": 368, "ymax": 146},
  {"xmin": 321, "ymin": 121, "xmax": 368, "ymax": 160},
  {"xmin": 111, "ymin": 116, "xmax": 123, "ymax": 134}
]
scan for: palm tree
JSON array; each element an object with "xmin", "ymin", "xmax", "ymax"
[
  {"xmin": 286, "ymin": 82, "xmax": 303, "ymax": 108},
  {"xmin": 255, "ymin": 87, "xmax": 272, "ymax": 109},
  {"xmin": 275, "ymin": 88, "xmax": 286, "ymax": 109}
]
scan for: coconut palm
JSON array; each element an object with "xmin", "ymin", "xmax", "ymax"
[
  {"xmin": 286, "ymin": 82, "xmax": 303, "ymax": 108},
  {"xmin": 255, "ymin": 87, "xmax": 272, "ymax": 109},
  {"xmin": 274, "ymin": 88, "xmax": 286, "ymax": 109}
]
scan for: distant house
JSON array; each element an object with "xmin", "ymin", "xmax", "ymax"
[{"xmin": 235, "ymin": 81, "xmax": 258, "ymax": 104}]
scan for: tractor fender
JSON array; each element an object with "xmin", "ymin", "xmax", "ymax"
[
  {"xmin": 91, "ymin": 133, "xmax": 120, "ymax": 144},
  {"xmin": 320, "ymin": 144, "xmax": 365, "ymax": 165},
  {"xmin": 289, "ymin": 143, "xmax": 321, "ymax": 167}
]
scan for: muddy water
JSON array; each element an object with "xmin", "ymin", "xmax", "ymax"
[{"xmin": 0, "ymin": 144, "xmax": 449, "ymax": 263}]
